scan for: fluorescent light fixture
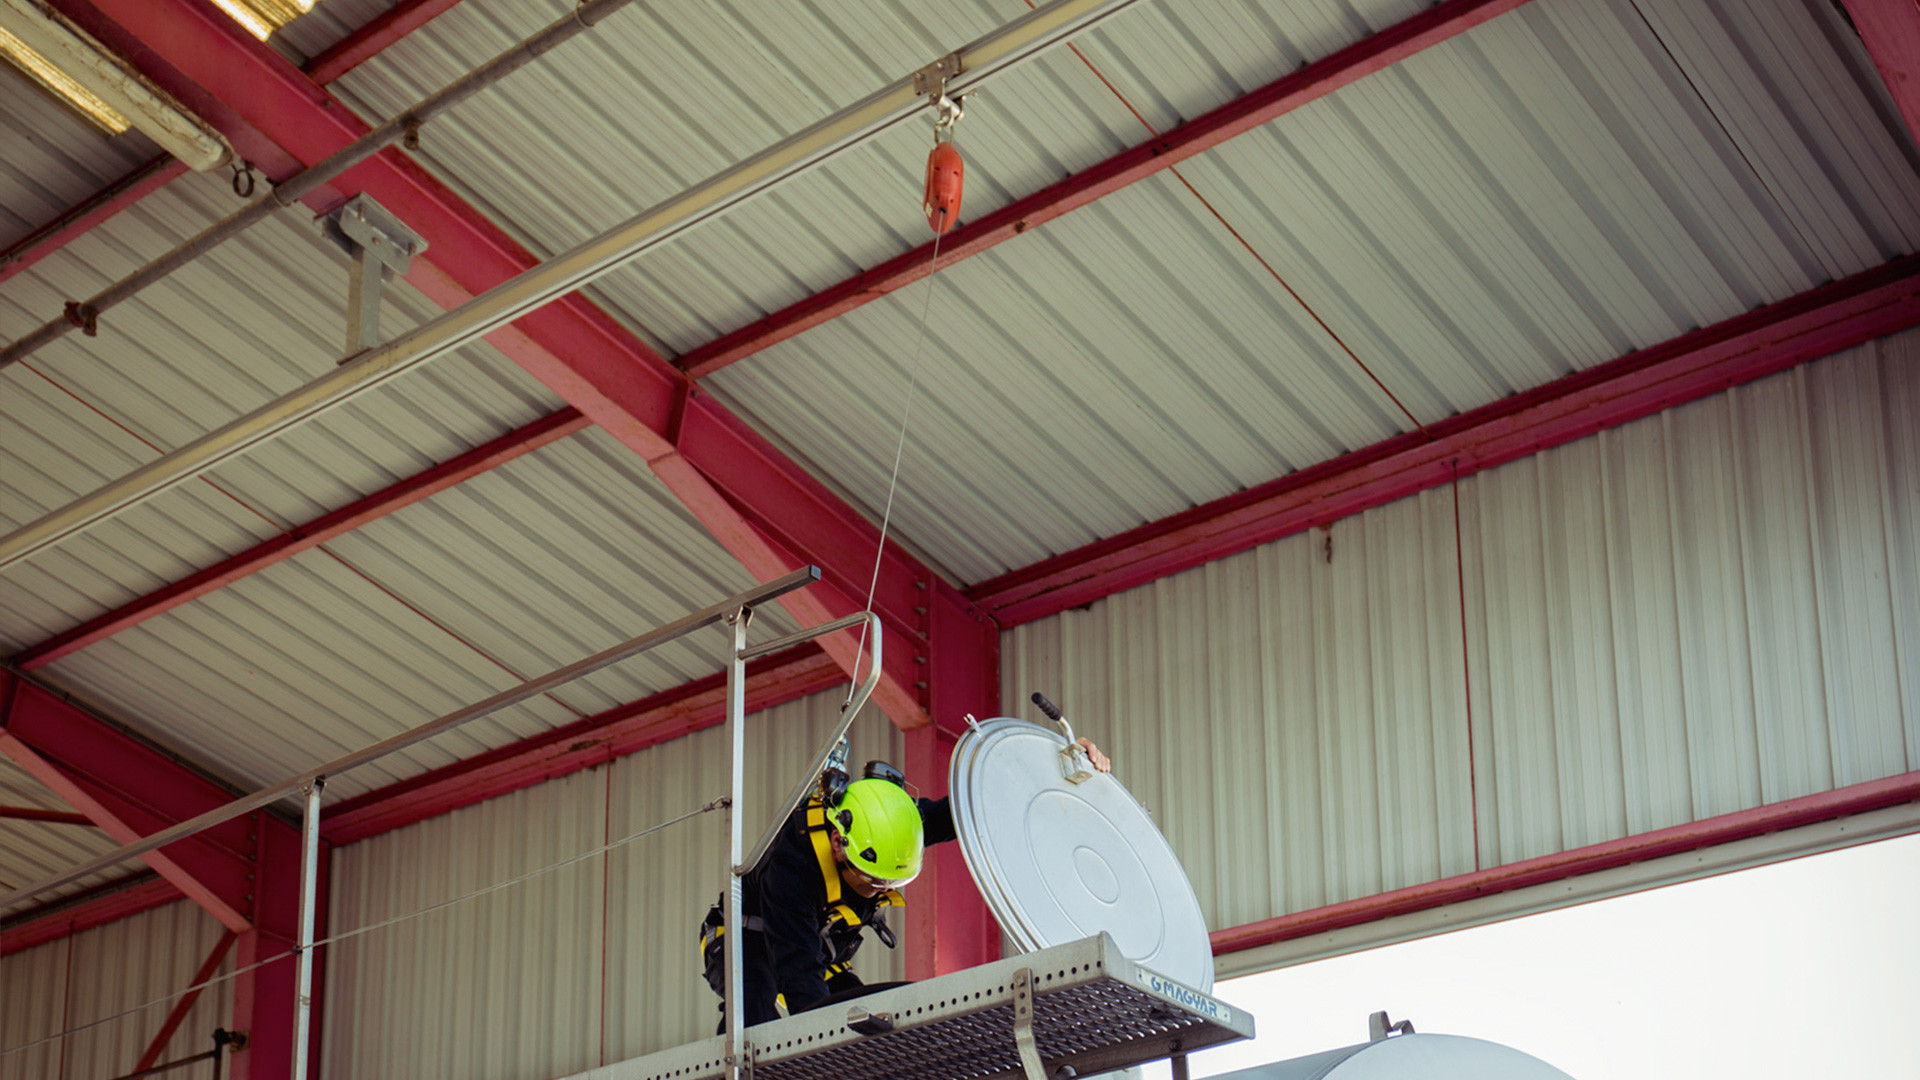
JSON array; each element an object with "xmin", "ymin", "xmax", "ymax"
[
  {"xmin": 0, "ymin": 24, "xmax": 127, "ymax": 133},
  {"xmin": 207, "ymin": 0, "xmax": 316, "ymax": 41},
  {"xmin": 0, "ymin": 0, "xmax": 233, "ymax": 172}
]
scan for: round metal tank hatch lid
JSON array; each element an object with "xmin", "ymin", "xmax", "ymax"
[
  {"xmin": 949, "ymin": 716, "xmax": 1214, "ymax": 991},
  {"xmin": 1213, "ymin": 1034, "xmax": 1578, "ymax": 1080}
]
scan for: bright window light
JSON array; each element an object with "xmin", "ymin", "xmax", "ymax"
[
  {"xmin": 0, "ymin": 25, "xmax": 128, "ymax": 134},
  {"xmin": 207, "ymin": 0, "xmax": 315, "ymax": 41}
]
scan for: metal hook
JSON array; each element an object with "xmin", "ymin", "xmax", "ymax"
[
  {"xmin": 231, "ymin": 160, "xmax": 256, "ymax": 199},
  {"xmin": 931, "ymin": 87, "xmax": 977, "ymax": 142}
]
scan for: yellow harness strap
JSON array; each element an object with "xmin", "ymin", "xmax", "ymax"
[{"xmin": 805, "ymin": 797, "xmax": 904, "ymax": 931}]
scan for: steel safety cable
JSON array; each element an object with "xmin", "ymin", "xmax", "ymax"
[
  {"xmin": 843, "ymin": 219, "xmax": 949, "ymax": 703},
  {"xmin": 0, "ymin": 797, "xmax": 727, "ymax": 1059}
]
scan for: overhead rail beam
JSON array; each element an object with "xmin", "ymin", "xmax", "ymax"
[
  {"xmin": 0, "ymin": 0, "xmax": 1146, "ymax": 573},
  {"xmin": 0, "ymin": 0, "xmax": 647, "ymax": 374},
  {"xmin": 0, "ymin": 566, "xmax": 822, "ymax": 912}
]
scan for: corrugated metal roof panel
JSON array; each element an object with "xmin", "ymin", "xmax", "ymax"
[
  {"xmin": 30, "ymin": 425, "xmax": 805, "ymax": 800},
  {"xmin": 323, "ymin": 687, "xmax": 907, "ymax": 1078},
  {"xmin": 0, "ymin": 756, "xmax": 121, "ymax": 907},
  {"xmin": 2, "ymin": 168, "xmax": 567, "ymax": 642},
  {"xmin": 0, "ymin": 64, "xmax": 160, "ymax": 250},
  {"xmin": 1000, "ymin": 484, "xmax": 1471, "ymax": 931},
  {"xmin": 704, "ymin": 0, "xmax": 1920, "ymax": 584}
]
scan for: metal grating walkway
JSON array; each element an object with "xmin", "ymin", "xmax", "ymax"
[{"xmin": 570, "ymin": 934, "xmax": 1253, "ymax": 1080}]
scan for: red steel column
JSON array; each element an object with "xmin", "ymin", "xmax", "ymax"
[{"xmin": 904, "ymin": 585, "xmax": 1002, "ymax": 977}]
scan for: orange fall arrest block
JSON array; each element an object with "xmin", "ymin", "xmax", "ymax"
[{"xmin": 923, "ymin": 140, "xmax": 964, "ymax": 235}]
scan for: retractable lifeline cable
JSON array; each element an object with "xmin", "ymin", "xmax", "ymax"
[{"xmin": 844, "ymin": 87, "xmax": 970, "ymax": 707}]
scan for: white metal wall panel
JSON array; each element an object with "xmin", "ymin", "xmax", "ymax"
[
  {"xmin": 1003, "ymin": 330, "xmax": 1918, "ymax": 940},
  {"xmin": 1000, "ymin": 484, "xmax": 1473, "ymax": 929},
  {"xmin": 323, "ymin": 687, "xmax": 908, "ymax": 1080},
  {"xmin": 0, "ymin": 900, "xmax": 234, "ymax": 1080}
]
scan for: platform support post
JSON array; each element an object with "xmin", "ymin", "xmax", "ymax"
[{"xmin": 723, "ymin": 608, "xmax": 750, "ymax": 1078}]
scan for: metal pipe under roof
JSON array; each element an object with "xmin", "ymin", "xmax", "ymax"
[
  {"xmin": 0, "ymin": 0, "xmax": 1148, "ymax": 574},
  {"xmin": 0, "ymin": 565, "xmax": 822, "ymax": 913},
  {"xmin": 0, "ymin": 0, "xmax": 650, "ymax": 373}
]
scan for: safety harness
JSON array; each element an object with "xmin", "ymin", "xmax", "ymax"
[{"xmin": 699, "ymin": 792, "xmax": 903, "ymax": 996}]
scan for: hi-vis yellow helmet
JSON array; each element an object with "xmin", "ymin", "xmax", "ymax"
[{"xmin": 830, "ymin": 777, "xmax": 924, "ymax": 887}]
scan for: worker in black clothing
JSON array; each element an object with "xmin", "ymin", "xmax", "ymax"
[{"xmin": 701, "ymin": 741, "xmax": 1110, "ymax": 1028}]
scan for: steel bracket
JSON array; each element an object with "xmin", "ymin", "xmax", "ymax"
[
  {"xmin": 1012, "ymin": 967, "xmax": 1046, "ymax": 1080},
  {"xmin": 912, "ymin": 52, "xmax": 964, "ymax": 97},
  {"xmin": 319, "ymin": 194, "xmax": 428, "ymax": 360}
]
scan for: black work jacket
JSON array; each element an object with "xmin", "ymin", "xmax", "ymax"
[{"xmin": 741, "ymin": 795, "xmax": 955, "ymax": 1021}]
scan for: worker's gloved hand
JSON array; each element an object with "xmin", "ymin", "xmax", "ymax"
[{"xmin": 1075, "ymin": 737, "xmax": 1112, "ymax": 773}]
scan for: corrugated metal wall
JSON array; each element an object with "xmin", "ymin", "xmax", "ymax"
[
  {"xmin": 321, "ymin": 689, "xmax": 904, "ymax": 1080},
  {"xmin": 0, "ymin": 901, "xmax": 234, "ymax": 1080},
  {"xmin": 1002, "ymin": 328, "xmax": 1919, "ymax": 943}
]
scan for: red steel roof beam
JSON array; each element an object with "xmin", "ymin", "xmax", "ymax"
[
  {"xmin": 11, "ymin": 408, "xmax": 590, "ymax": 672},
  {"xmin": 45, "ymin": 0, "xmax": 938, "ymax": 728},
  {"xmin": 0, "ymin": 875, "xmax": 182, "ymax": 956},
  {"xmin": 0, "ymin": 157, "xmax": 188, "ymax": 286},
  {"xmin": 0, "ymin": 674, "xmax": 325, "ymax": 1080},
  {"xmin": 2, "ymin": 1, "xmax": 458, "ymax": 289},
  {"xmin": 0, "ymin": 675, "xmax": 266, "ymax": 932},
  {"xmin": 1841, "ymin": 0, "xmax": 1920, "ymax": 150},
  {"xmin": 0, "ymin": 805, "xmax": 94, "ymax": 824},
  {"xmin": 303, "ymin": 0, "xmax": 474, "ymax": 84},
  {"xmin": 677, "ymin": 0, "xmax": 1535, "ymax": 379},
  {"xmin": 321, "ymin": 643, "xmax": 843, "ymax": 845},
  {"xmin": 969, "ymin": 254, "xmax": 1920, "ymax": 626}
]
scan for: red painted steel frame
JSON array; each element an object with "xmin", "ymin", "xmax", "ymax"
[
  {"xmin": 304, "ymin": 0, "xmax": 473, "ymax": 84},
  {"xmin": 44, "ymin": 0, "xmax": 937, "ymax": 728},
  {"xmin": 1, "ymin": 876, "xmax": 181, "ymax": 956},
  {"xmin": 676, "ymin": 0, "xmax": 1535, "ymax": 378},
  {"xmin": 136, "ymin": 929, "xmax": 237, "ymax": 1072},
  {"xmin": 970, "ymin": 254, "xmax": 1920, "ymax": 626},
  {"xmin": 0, "ymin": 674, "xmax": 319, "ymax": 1080},
  {"xmin": 904, "ymin": 586, "xmax": 1003, "ymax": 977},
  {"xmin": 0, "ymin": 805, "xmax": 94, "ymax": 824},
  {"xmin": 12, "ymin": 408, "xmax": 591, "ymax": 671},
  {"xmin": 0, "ymin": 157, "xmax": 187, "ymax": 286},
  {"xmin": 4, "ymin": 0, "xmax": 452, "ymax": 287},
  {"xmin": 1842, "ymin": 0, "xmax": 1920, "ymax": 150},
  {"xmin": 322, "ymin": 644, "xmax": 844, "ymax": 845},
  {"xmin": 1212, "ymin": 770, "xmax": 1920, "ymax": 955}
]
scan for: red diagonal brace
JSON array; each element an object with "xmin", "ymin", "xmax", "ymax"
[
  {"xmin": 0, "ymin": 674, "xmax": 319, "ymax": 1080},
  {"xmin": 136, "ymin": 929, "xmax": 237, "ymax": 1072}
]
